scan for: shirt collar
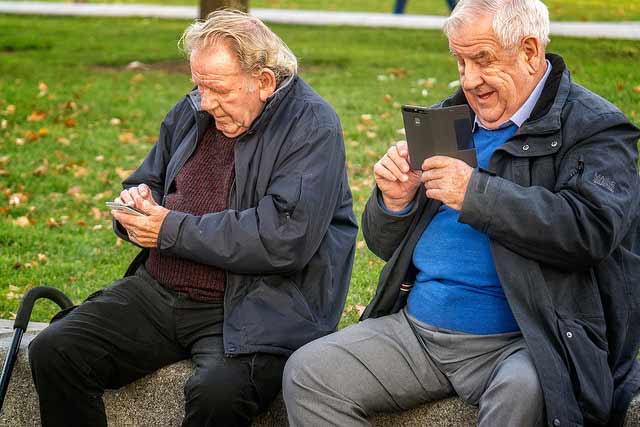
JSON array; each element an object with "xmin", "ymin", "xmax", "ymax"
[{"xmin": 474, "ymin": 59, "xmax": 552, "ymax": 131}]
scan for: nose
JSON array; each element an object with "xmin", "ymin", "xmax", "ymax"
[
  {"xmin": 200, "ymin": 91, "xmax": 220, "ymax": 111},
  {"xmin": 461, "ymin": 61, "xmax": 483, "ymax": 91}
]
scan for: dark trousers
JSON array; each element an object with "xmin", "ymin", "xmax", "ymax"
[{"xmin": 28, "ymin": 267, "xmax": 287, "ymax": 427}]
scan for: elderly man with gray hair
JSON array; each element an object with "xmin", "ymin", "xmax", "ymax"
[
  {"xmin": 28, "ymin": 10, "xmax": 357, "ymax": 427},
  {"xmin": 283, "ymin": 0, "xmax": 640, "ymax": 426}
]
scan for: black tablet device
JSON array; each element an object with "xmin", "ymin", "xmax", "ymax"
[{"xmin": 401, "ymin": 104, "xmax": 477, "ymax": 170}]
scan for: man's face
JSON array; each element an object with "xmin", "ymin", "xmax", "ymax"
[
  {"xmin": 448, "ymin": 16, "xmax": 539, "ymax": 129},
  {"xmin": 190, "ymin": 43, "xmax": 266, "ymax": 138}
]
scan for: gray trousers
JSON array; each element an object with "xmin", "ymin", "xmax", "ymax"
[{"xmin": 283, "ymin": 309, "xmax": 544, "ymax": 426}]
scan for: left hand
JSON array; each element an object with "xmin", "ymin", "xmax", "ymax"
[
  {"xmin": 111, "ymin": 192, "xmax": 170, "ymax": 248},
  {"xmin": 421, "ymin": 156, "xmax": 474, "ymax": 211}
]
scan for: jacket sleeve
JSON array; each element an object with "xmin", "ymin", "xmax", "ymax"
[
  {"xmin": 362, "ymin": 186, "xmax": 419, "ymax": 261},
  {"xmin": 111, "ymin": 101, "xmax": 183, "ymax": 244},
  {"xmin": 459, "ymin": 112, "xmax": 640, "ymax": 270},
  {"xmin": 156, "ymin": 124, "xmax": 349, "ymax": 274}
]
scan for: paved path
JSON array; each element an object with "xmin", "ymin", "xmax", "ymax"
[{"xmin": 1, "ymin": 1, "xmax": 640, "ymax": 39}]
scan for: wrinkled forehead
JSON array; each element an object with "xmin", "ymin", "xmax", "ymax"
[{"xmin": 189, "ymin": 42, "xmax": 244, "ymax": 80}]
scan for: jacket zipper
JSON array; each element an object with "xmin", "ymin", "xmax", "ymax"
[{"xmin": 223, "ymin": 146, "xmax": 238, "ymax": 358}]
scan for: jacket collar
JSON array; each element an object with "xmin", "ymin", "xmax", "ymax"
[
  {"xmin": 187, "ymin": 74, "xmax": 298, "ymax": 140},
  {"xmin": 443, "ymin": 53, "xmax": 569, "ymax": 136}
]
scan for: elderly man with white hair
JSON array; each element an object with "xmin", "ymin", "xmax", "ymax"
[
  {"xmin": 283, "ymin": 0, "xmax": 640, "ymax": 426},
  {"xmin": 28, "ymin": 10, "xmax": 357, "ymax": 427}
]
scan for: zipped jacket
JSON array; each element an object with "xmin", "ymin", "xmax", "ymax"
[
  {"xmin": 114, "ymin": 76, "xmax": 358, "ymax": 357},
  {"xmin": 362, "ymin": 54, "xmax": 640, "ymax": 427}
]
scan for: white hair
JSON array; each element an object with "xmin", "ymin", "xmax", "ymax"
[
  {"xmin": 443, "ymin": 0, "xmax": 550, "ymax": 50},
  {"xmin": 180, "ymin": 9, "xmax": 298, "ymax": 84}
]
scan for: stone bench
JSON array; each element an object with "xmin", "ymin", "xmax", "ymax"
[{"xmin": 0, "ymin": 321, "xmax": 638, "ymax": 426}]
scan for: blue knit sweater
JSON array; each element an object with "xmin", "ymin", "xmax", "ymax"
[{"xmin": 407, "ymin": 123, "xmax": 520, "ymax": 334}]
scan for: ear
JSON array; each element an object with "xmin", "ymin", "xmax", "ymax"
[
  {"xmin": 520, "ymin": 36, "xmax": 544, "ymax": 75},
  {"xmin": 257, "ymin": 68, "xmax": 277, "ymax": 102}
]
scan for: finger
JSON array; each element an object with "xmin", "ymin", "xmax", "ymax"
[
  {"xmin": 374, "ymin": 161, "xmax": 398, "ymax": 182},
  {"xmin": 138, "ymin": 183, "xmax": 153, "ymax": 201},
  {"xmin": 425, "ymin": 188, "xmax": 445, "ymax": 201},
  {"xmin": 120, "ymin": 190, "xmax": 134, "ymax": 206},
  {"xmin": 127, "ymin": 187, "xmax": 143, "ymax": 208},
  {"xmin": 395, "ymin": 140, "xmax": 409, "ymax": 158},
  {"xmin": 422, "ymin": 155, "xmax": 453, "ymax": 171},
  {"xmin": 381, "ymin": 155, "xmax": 408, "ymax": 182},
  {"xmin": 421, "ymin": 168, "xmax": 446, "ymax": 183},
  {"xmin": 423, "ymin": 177, "xmax": 445, "ymax": 190},
  {"xmin": 387, "ymin": 145, "xmax": 411, "ymax": 174}
]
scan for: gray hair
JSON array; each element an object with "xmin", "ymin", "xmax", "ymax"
[
  {"xmin": 180, "ymin": 9, "xmax": 298, "ymax": 84},
  {"xmin": 443, "ymin": 0, "xmax": 550, "ymax": 50}
]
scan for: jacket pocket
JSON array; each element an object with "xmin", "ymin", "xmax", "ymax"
[
  {"xmin": 239, "ymin": 276, "xmax": 321, "ymax": 351},
  {"xmin": 557, "ymin": 317, "xmax": 612, "ymax": 425}
]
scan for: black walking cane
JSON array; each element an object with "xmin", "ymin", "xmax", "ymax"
[{"xmin": 0, "ymin": 286, "xmax": 73, "ymax": 411}]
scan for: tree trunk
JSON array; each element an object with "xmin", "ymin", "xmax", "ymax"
[{"xmin": 199, "ymin": 0, "xmax": 249, "ymax": 19}]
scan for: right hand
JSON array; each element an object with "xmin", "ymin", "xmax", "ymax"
[{"xmin": 373, "ymin": 141, "xmax": 422, "ymax": 211}]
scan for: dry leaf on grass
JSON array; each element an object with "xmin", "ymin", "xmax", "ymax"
[
  {"xmin": 13, "ymin": 216, "xmax": 31, "ymax": 227},
  {"xmin": 27, "ymin": 111, "xmax": 47, "ymax": 122}
]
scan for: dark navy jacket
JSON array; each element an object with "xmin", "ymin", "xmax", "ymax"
[
  {"xmin": 362, "ymin": 54, "xmax": 640, "ymax": 427},
  {"xmin": 114, "ymin": 76, "xmax": 358, "ymax": 357}
]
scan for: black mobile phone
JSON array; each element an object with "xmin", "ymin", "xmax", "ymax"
[{"xmin": 401, "ymin": 104, "xmax": 477, "ymax": 170}]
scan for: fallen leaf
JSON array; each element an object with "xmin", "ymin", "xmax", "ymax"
[
  {"xmin": 0, "ymin": 156, "xmax": 9, "ymax": 165},
  {"xmin": 110, "ymin": 118, "xmax": 121, "ymax": 126},
  {"xmin": 57, "ymin": 137, "xmax": 70, "ymax": 146},
  {"xmin": 130, "ymin": 73, "xmax": 145, "ymax": 83},
  {"xmin": 64, "ymin": 117, "xmax": 76, "ymax": 128},
  {"xmin": 356, "ymin": 240, "xmax": 366, "ymax": 249},
  {"xmin": 47, "ymin": 217, "xmax": 60, "ymax": 228},
  {"xmin": 355, "ymin": 304, "xmax": 366, "ymax": 316},
  {"xmin": 6, "ymin": 105, "xmax": 15, "ymax": 115},
  {"xmin": 366, "ymin": 131, "xmax": 377, "ymax": 139},
  {"xmin": 95, "ymin": 155, "xmax": 104, "ymax": 162},
  {"xmin": 27, "ymin": 111, "xmax": 46, "ymax": 122},
  {"xmin": 0, "ymin": 169, "xmax": 9, "ymax": 177},
  {"xmin": 38, "ymin": 128, "xmax": 49, "ymax": 137},
  {"xmin": 15, "ymin": 138, "xmax": 25, "ymax": 145},
  {"xmin": 448, "ymin": 80, "xmax": 461, "ymax": 89},
  {"xmin": 24, "ymin": 131, "xmax": 39, "ymax": 142},
  {"xmin": 385, "ymin": 68, "xmax": 407, "ymax": 78},
  {"xmin": 37, "ymin": 253, "xmax": 49, "ymax": 262},
  {"xmin": 32, "ymin": 159, "xmax": 49, "ymax": 175},
  {"xmin": 115, "ymin": 167, "xmax": 133, "ymax": 179},
  {"xmin": 118, "ymin": 132, "xmax": 138, "ymax": 144},
  {"xmin": 1, "ymin": 119, "xmax": 7, "ymax": 129},
  {"xmin": 633, "ymin": 86, "xmax": 640, "ymax": 93},
  {"xmin": 90, "ymin": 208, "xmax": 102, "ymax": 220},
  {"xmin": 62, "ymin": 101, "xmax": 77, "ymax": 111},
  {"xmin": 9, "ymin": 193, "xmax": 28, "ymax": 206},
  {"xmin": 13, "ymin": 216, "xmax": 31, "ymax": 227},
  {"xmin": 38, "ymin": 81, "xmax": 49, "ymax": 97},
  {"xmin": 74, "ymin": 166, "xmax": 89, "ymax": 178},
  {"xmin": 383, "ymin": 94, "xmax": 393, "ymax": 102},
  {"xmin": 67, "ymin": 185, "xmax": 82, "ymax": 195}
]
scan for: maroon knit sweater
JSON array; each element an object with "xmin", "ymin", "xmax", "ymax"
[{"xmin": 145, "ymin": 125, "xmax": 236, "ymax": 302}]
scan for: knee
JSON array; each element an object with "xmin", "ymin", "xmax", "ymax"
[
  {"xmin": 492, "ymin": 357, "xmax": 543, "ymax": 405},
  {"xmin": 282, "ymin": 341, "xmax": 327, "ymax": 399},
  {"xmin": 184, "ymin": 369, "xmax": 252, "ymax": 418},
  {"xmin": 28, "ymin": 326, "xmax": 69, "ymax": 371}
]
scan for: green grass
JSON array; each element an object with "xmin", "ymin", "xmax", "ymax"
[
  {"xmin": 0, "ymin": 15, "xmax": 639, "ymax": 325},
  {"xmin": 3, "ymin": 0, "xmax": 640, "ymax": 21}
]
